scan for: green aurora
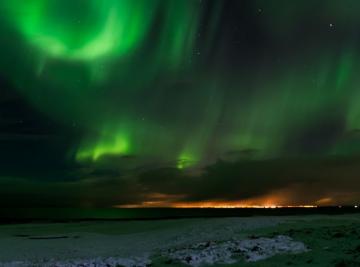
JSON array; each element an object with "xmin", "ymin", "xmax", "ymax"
[{"xmin": 1, "ymin": 0, "xmax": 360, "ymax": 207}]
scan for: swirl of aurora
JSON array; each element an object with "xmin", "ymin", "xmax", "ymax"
[
  {"xmin": 4, "ymin": 0, "xmax": 200, "ymax": 63},
  {"xmin": 4, "ymin": 0, "xmax": 160, "ymax": 61}
]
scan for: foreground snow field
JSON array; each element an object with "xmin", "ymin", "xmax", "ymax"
[{"xmin": 0, "ymin": 214, "xmax": 358, "ymax": 266}]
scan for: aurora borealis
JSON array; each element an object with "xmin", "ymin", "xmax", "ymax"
[{"xmin": 1, "ymin": 0, "xmax": 360, "ymax": 208}]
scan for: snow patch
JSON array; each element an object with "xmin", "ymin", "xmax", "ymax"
[{"xmin": 164, "ymin": 235, "xmax": 308, "ymax": 266}]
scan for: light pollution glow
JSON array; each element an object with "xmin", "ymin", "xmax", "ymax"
[
  {"xmin": 116, "ymin": 203, "xmax": 317, "ymax": 209},
  {"xmin": 115, "ymin": 191, "xmax": 319, "ymax": 209}
]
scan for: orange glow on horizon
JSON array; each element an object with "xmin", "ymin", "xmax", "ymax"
[
  {"xmin": 114, "ymin": 190, "xmax": 319, "ymax": 209},
  {"xmin": 114, "ymin": 190, "xmax": 357, "ymax": 209},
  {"xmin": 115, "ymin": 203, "xmax": 317, "ymax": 208},
  {"xmin": 168, "ymin": 203, "xmax": 317, "ymax": 209},
  {"xmin": 115, "ymin": 200, "xmax": 317, "ymax": 209}
]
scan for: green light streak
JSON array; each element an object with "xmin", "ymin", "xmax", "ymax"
[
  {"xmin": 177, "ymin": 153, "xmax": 197, "ymax": 169},
  {"xmin": 76, "ymin": 128, "xmax": 131, "ymax": 162}
]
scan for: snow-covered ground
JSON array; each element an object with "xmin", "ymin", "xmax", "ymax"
[{"xmin": 0, "ymin": 214, "xmax": 358, "ymax": 266}]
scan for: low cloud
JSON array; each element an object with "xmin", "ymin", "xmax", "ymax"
[{"xmin": 2, "ymin": 156, "xmax": 359, "ymax": 207}]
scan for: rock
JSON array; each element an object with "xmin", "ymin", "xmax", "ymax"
[{"xmin": 332, "ymin": 232, "xmax": 345, "ymax": 238}]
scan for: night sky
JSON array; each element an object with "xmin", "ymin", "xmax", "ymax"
[{"xmin": 1, "ymin": 0, "xmax": 360, "ymax": 208}]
